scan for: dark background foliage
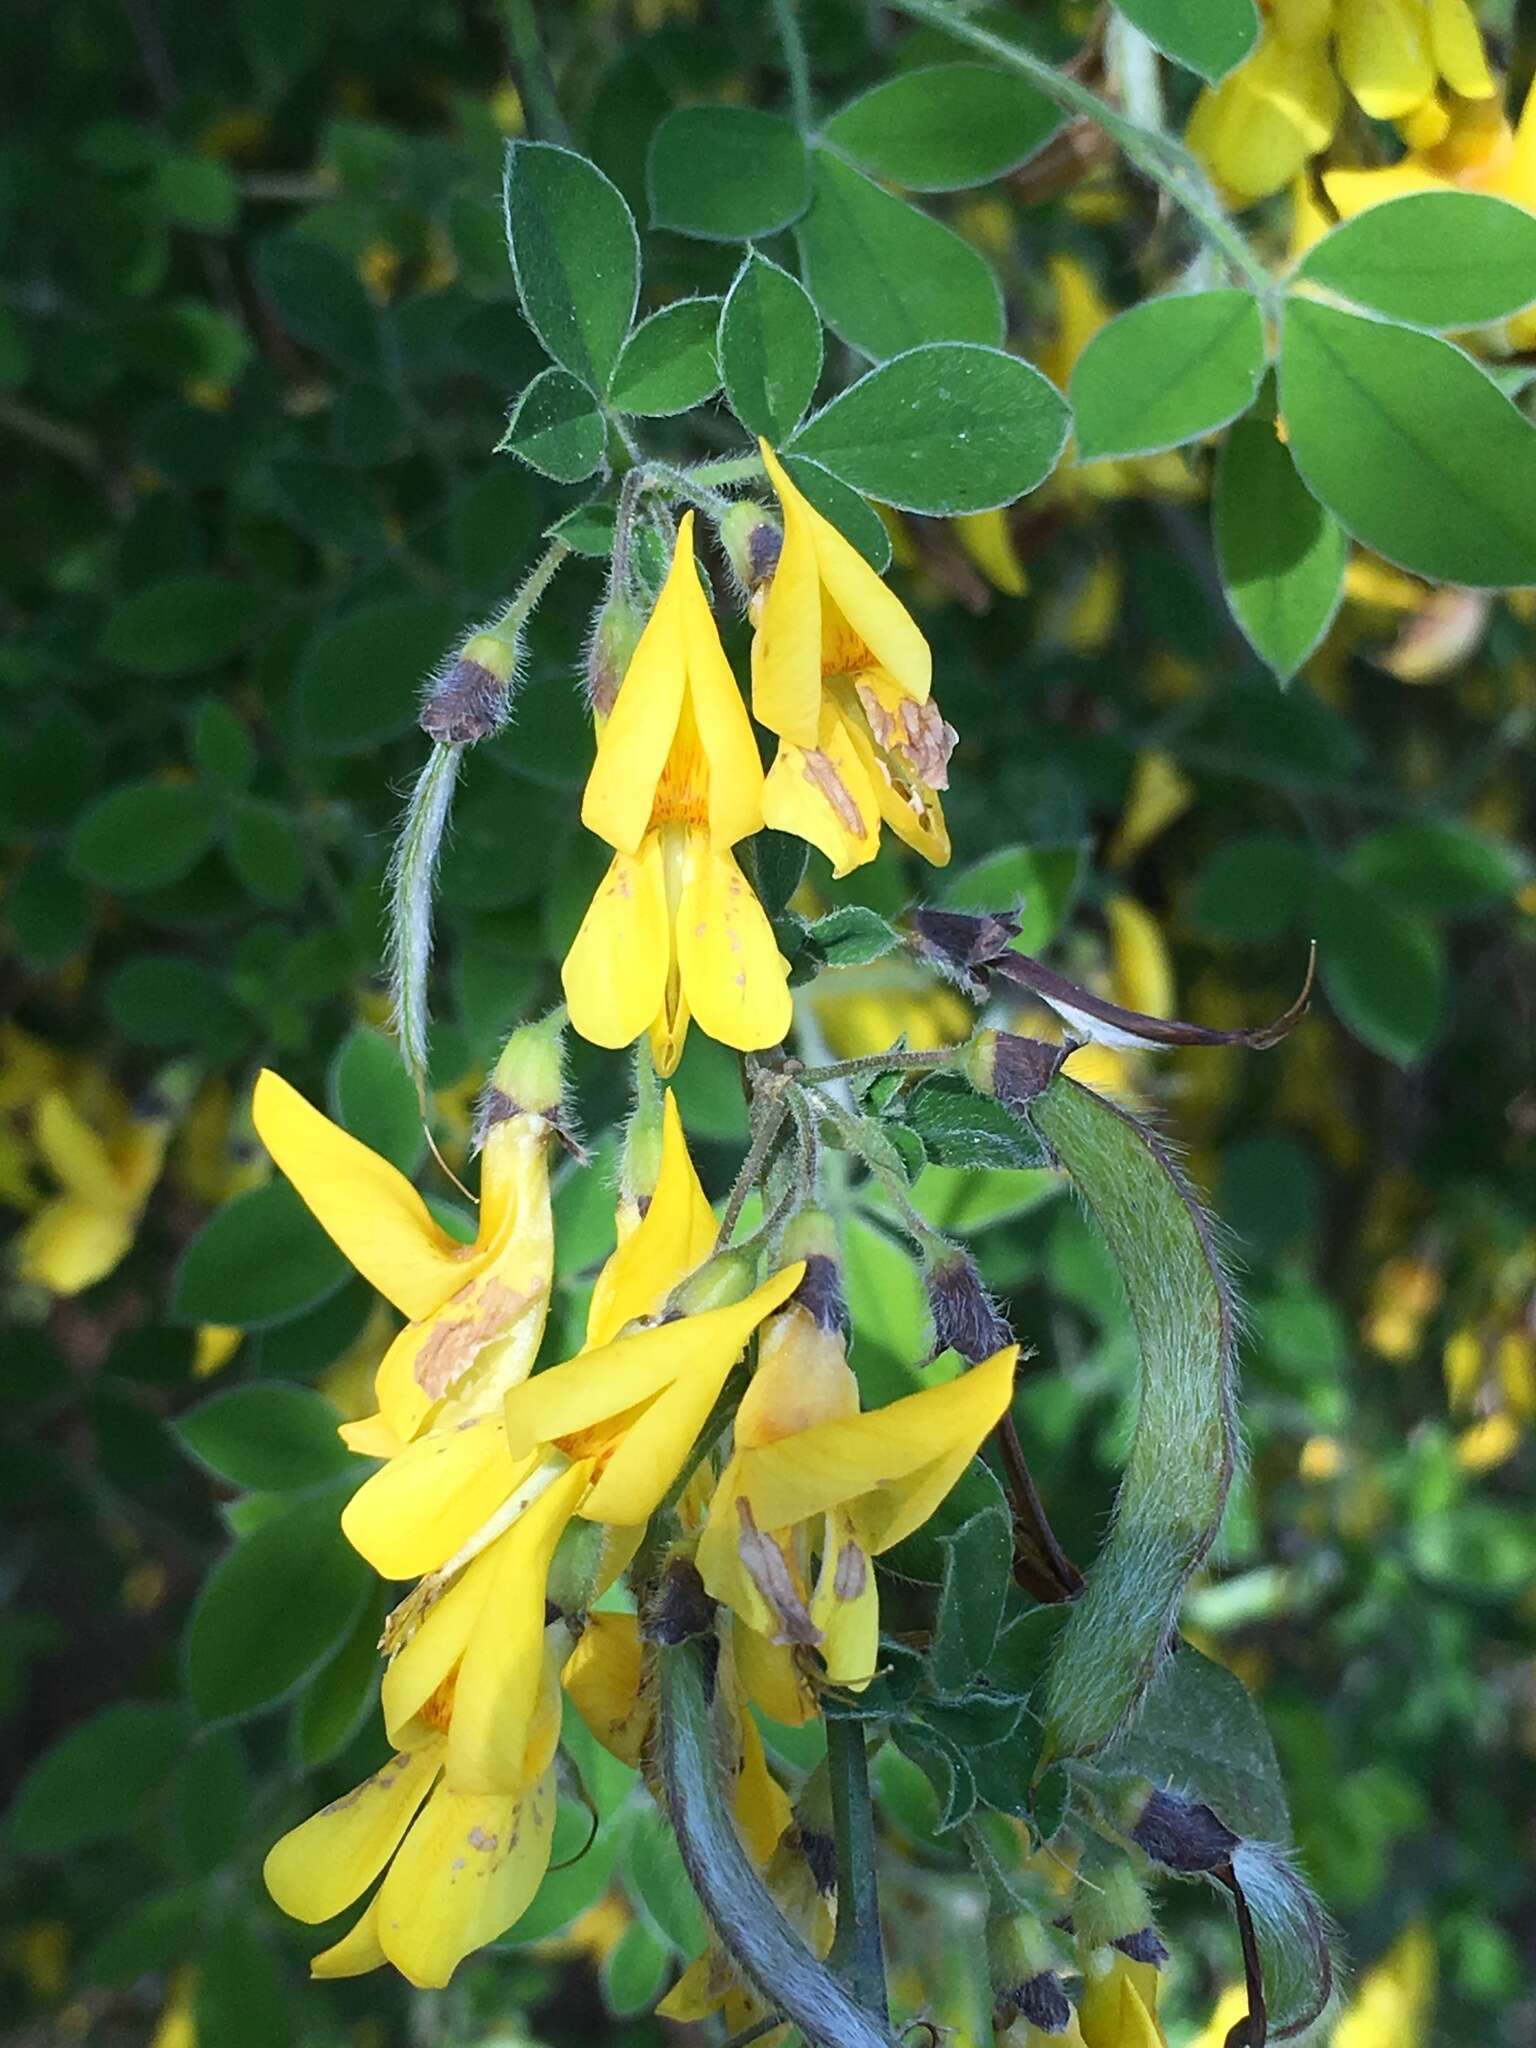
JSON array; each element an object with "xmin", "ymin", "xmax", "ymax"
[{"xmin": 1, "ymin": 2, "xmax": 1532, "ymax": 2043}]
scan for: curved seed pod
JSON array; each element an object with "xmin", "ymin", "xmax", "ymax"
[
  {"xmin": 657, "ymin": 1613, "xmax": 900, "ymax": 2048},
  {"xmin": 1029, "ymin": 1076, "xmax": 1238, "ymax": 1756}
]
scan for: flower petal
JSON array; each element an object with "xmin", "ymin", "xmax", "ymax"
[
  {"xmin": 33, "ymin": 1091, "xmax": 122, "ymax": 1203},
  {"xmin": 678, "ymin": 542, "xmax": 766, "ymax": 852},
  {"xmin": 446, "ymin": 1463, "xmax": 590, "ymax": 1794},
  {"xmin": 762, "ymin": 709, "xmax": 882, "ymax": 878},
  {"xmin": 376, "ymin": 1767, "xmax": 557, "ymax": 1988},
  {"xmin": 752, "ymin": 444, "xmax": 826, "ymax": 746},
  {"xmin": 563, "ymin": 1610, "xmax": 650, "ymax": 1767},
  {"xmin": 381, "ymin": 1542, "xmax": 499, "ymax": 1746},
  {"xmin": 264, "ymin": 1745, "xmax": 440, "ymax": 1924},
  {"xmin": 675, "ymin": 840, "xmax": 793, "ymax": 1054},
  {"xmin": 581, "ymin": 524, "xmax": 691, "ymax": 855},
  {"xmin": 562, "ymin": 838, "xmax": 672, "ymax": 1054},
  {"xmin": 253, "ymin": 1071, "xmax": 469, "ymax": 1323},
  {"xmin": 309, "ymin": 1896, "xmax": 388, "ymax": 1979},
  {"xmin": 14, "ymin": 1200, "xmax": 133, "ymax": 1296},
  {"xmin": 342, "ymin": 1418, "xmax": 523, "ymax": 1579},
  {"xmin": 585, "ymin": 1091, "xmax": 717, "ymax": 1348},
  {"xmin": 502, "ymin": 1266, "xmax": 804, "ymax": 1463},
  {"xmin": 735, "ymin": 1347, "xmax": 1016, "ymax": 1553},
  {"xmin": 1336, "ymin": 0, "xmax": 1435, "ymax": 119}
]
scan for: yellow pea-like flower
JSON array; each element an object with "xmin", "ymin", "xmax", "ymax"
[
  {"xmin": 562, "ymin": 510, "xmax": 790, "ymax": 1076},
  {"xmin": 751, "ymin": 443, "xmax": 954, "ymax": 877}
]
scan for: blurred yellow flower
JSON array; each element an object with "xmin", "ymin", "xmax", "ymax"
[{"xmin": 13, "ymin": 1074, "xmax": 179, "ymax": 1296}]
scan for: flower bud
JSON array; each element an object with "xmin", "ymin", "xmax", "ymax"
[
  {"xmin": 965, "ymin": 1028, "xmax": 1066, "ymax": 1113},
  {"xmin": 717, "ymin": 498, "xmax": 783, "ymax": 597},
  {"xmin": 1073, "ymin": 1857, "xmax": 1161, "ymax": 1955},
  {"xmin": 668, "ymin": 1246, "xmax": 762, "ymax": 1318},
  {"xmin": 585, "ymin": 590, "xmax": 645, "ymax": 718},
  {"xmin": 1122, "ymin": 1783, "xmax": 1241, "ymax": 1875},
  {"xmin": 925, "ymin": 1246, "xmax": 1012, "ymax": 1363},
  {"xmin": 544, "ymin": 1514, "xmax": 608, "ymax": 1617},
  {"xmin": 989, "ymin": 1912, "xmax": 1072, "ymax": 2033},
  {"xmin": 618, "ymin": 1067, "xmax": 666, "ymax": 1211},
  {"xmin": 781, "ymin": 1210, "xmax": 847, "ymax": 1333},
  {"xmin": 420, "ymin": 626, "xmax": 521, "ymax": 744},
  {"xmin": 483, "ymin": 1008, "xmax": 567, "ymax": 1126}
]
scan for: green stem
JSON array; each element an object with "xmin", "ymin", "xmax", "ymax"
[
  {"xmin": 826, "ymin": 1718, "xmax": 889, "ymax": 2020},
  {"xmin": 688, "ymin": 452, "xmax": 769, "ymax": 488},
  {"xmin": 720, "ymin": 1085, "xmax": 792, "ymax": 1243},
  {"xmin": 499, "ymin": 535, "xmax": 572, "ymax": 635},
  {"xmin": 503, "ymin": 0, "xmax": 572, "ymax": 145},
  {"xmin": 770, "ymin": 0, "xmax": 814, "ymax": 130},
  {"xmin": 819, "ymin": 1099, "xmax": 949, "ymax": 1261},
  {"xmin": 657, "ymin": 1632, "xmax": 901, "ymax": 2048},
  {"xmin": 885, "ymin": 0, "xmax": 1274, "ymax": 302},
  {"xmin": 792, "ymin": 1046, "xmax": 957, "ymax": 1085}
]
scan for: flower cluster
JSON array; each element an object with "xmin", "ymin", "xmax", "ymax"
[
  {"xmin": 563, "ymin": 448, "xmax": 957, "ymax": 1077},
  {"xmin": 250, "ymin": 479, "xmax": 1016, "ymax": 1988}
]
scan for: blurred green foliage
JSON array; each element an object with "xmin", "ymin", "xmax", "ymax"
[{"xmin": 2, "ymin": 2, "xmax": 1533, "ymax": 2046}]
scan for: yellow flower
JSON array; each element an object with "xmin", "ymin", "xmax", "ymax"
[
  {"xmin": 752, "ymin": 443, "xmax": 953, "ymax": 876},
  {"xmin": 810, "ymin": 961, "xmax": 971, "ymax": 1061},
  {"xmin": 697, "ymin": 1313, "xmax": 1016, "ymax": 1720},
  {"xmin": 1323, "ymin": 74, "xmax": 1536, "ymax": 344},
  {"xmin": 1077, "ymin": 1949, "xmax": 1166, "ymax": 2047},
  {"xmin": 264, "ymin": 1643, "xmax": 565, "ymax": 1987},
  {"xmin": 252, "ymin": 1028, "xmax": 561, "ymax": 1455},
  {"xmin": 13, "ymin": 1075, "xmax": 177, "ymax": 1295},
  {"xmin": 1332, "ymin": 1921, "xmax": 1435, "ymax": 2048},
  {"xmin": 563, "ymin": 510, "xmax": 789, "ymax": 1076}
]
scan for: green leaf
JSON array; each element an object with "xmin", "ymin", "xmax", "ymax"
[
  {"xmin": 8, "ymin": 1701, "xmax": 188, "ymax": 1852},
  {"xmin": 903, "ymin": 1075, "xmax": 1045, "ymax": 1171},
  {"xmin": 719, "ymin": 251, "xmax": 824, "ymax": 442},
  {"xmin": 105, "ymin": 955, "xmax": 250, "ymax": 1057},
  {"xmin": 842, "ymin": 1213, "xmax": 930, "ymax": 1396},
  {"xmin": 82, "ymin": 1886, "xmax": 203, "ymax": 1986},
  {"xmin": 796, "ymin": 150, "xmax": 1004, "ymax": 359},
  {"xmin": 172, "ymin": 1729, "xmax": 249, "ymax": 1876},
  {"xmin": 1027, "ymin": 1078, "xmax": 1236, "ymax": 1755},
  {"xmin": 609, "ymin": 297, "xmax": 722, "ymax": 414},
  {"xmin": 749, "ymin": 828, "xmax": 810, "ymax": 919},
  {"xmin": 601, "ymin": 1917, "xmax": 672, "ymax": 2017},
  {"xmin": 172, "ymin": 1181, "xmax": 350, "ymax": 1330},
  {"xmin": 929, "ymin": 1501, "xmax": 1015, "ymax": 1694},
  {"xmin": 255, "ymin": 236, "xmax": 380, "ymax": 371},
  {"xmin": 1314, "ymin": 869, "xmax": 1444, "ymax": 1066},
  {"xmin": 1190, "ymin": 833, "xmax": 1310, "ymax": 941},
  {"xmin": 791, "ymin": 343, "xmax": 1070, "ymax": 514},
  {"xmin": 173, "ymin": 1382, "xmax": 353, "ymax": 1492},
  {"xmin": 1295, "ymin": 191, "xmax": 1536, "ymax": 330},
  {"xmin": 330, "ymin": 1024, "xmax": 423, "ymax": 1174},
  {"xmin": 292, "ymin": 1584, "xmax": 386, "ymax": 1768},
  {"xmin": 1348, "ymin": 819, "xmax": 1530, "ymax": 915},
  {"xmin": 823, "ymin": 62, "xmax": 1061, "ymax": 191},
  {"xmin": 297, "ymin": 595, "xmax": 459, "ymax": 753},
  {"xmin": 807, "ymin": 903, "xmax": 900, "ymax": 967},
  {"xmin": 648, "ymin": 105, "xmax": 811, "ymax": 241},
  {"xmin": 1215, "ymin": 404, "xmax": 1346, "ymax": 683},
  {"xmin": 69, "ymin": 781, "xmax": 220, "ymax": 892},
  {"xmin": 190, "ymin": 700, "xmax": 256, "ymax": 792},
  {"xmin": 195, "ymin": 1916, "xmax": 291, "ymax": 2048},
  {"xmin": 546, "ymin": 501, "xmax": 618, "ymax": 557},
  {"xmin": 226, "ymin": 797, "xmax": 306, "ymax": 907},
  {"xmin": 184, "ymin": 1492, "xmax": 372, "ymax": 1721},
  {"xmin": 6, "ymin": 852, "xmax": 92, "ymax": 969},
  {"xmin": 1107, "ymin": 1642, "xmax": 1291, "ymax": 1841},
  {"xmin": 499, "ymin": 365, "xmax": 607, "ymax": 481},
  {"xmin": 1280, "ymin": 298, "xmax": 1536, "ymax": 587},
  {"xmin": 1070, "ymin": 290, "xmax": 1266, "ymax": 460},
  {"xmin": 102, "ymin": 574, "xmax": 264, "ymax": 677},
  {"xmin": 620, "ymin": 1802, "xmax": 706, "ymax": 1957},
  {"xmin": 504, "ymin": 141, "xmax": 639, "ymax": 394},
  {"xmin": 892, "ymin": 1723, "xmax": 976, "ymax": 1830},
  {"xmin": 782, "ymin": 456, "xmax": 892, "ymax": 571},
  {"xmin": 1114, "ymin": 0, "xmax": 1258, "ymax": 81}
]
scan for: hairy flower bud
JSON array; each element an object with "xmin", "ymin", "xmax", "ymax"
[
  {"xmin": 585, "ymin": 590, "xmax": 646, "ymax": 718},
  {"xmin": 781, "ymin": 1210, "xmax": 847, "ymax": 1333},
  {"xmin": 989, "ymin": 1911, "xmax": 1072, "ymax": 2032},
  {"xmin": 1125, "ymin": 1784, "xmax": 1241, "ymax": 1875},
  {"xmin": 420, "ymin": 627, "xmax": 521, "ymax": 744},
  {"xmin": 718, "ymin": 497, "xmax": 783, "ymax": 597},
  {"xmin": 483, "ymin": 1008, "xmax": 567, "ymax": 1128},
  {"xmin": 925, "ymin": 1246, "xmax": 1012, "ymax": 1362},
  {"xmin": 669, "ymin": 1246, "xmax": 762, "ymax": 1319},
  {"xmin": 965, "ymin": 1028, "xmax": 1067, "ymax": 1113}
]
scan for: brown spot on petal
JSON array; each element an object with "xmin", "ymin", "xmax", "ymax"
[
  {"xmin": 832, "ymin": 1540, "xmax": 867, "ymax": 1602},
  {"xmin": 414, "ymin": 1276, "xmax": 531, "ymax": 1399},
  {"xmin": 736, "ymin": 1500, "xmax": 821, "ymax": 1646},
  {"xmin": 467, "ymin": 1826, "xmax": 498, "ymax": 1852},
  {"xmin": 801, "ymin": 748, "xmax": 867, "ymax": 838},
  {"xmin": 856, "ymin": 680, "xmax": 955, "ymax": 791}
]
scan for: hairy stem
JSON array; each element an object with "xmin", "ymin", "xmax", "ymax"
[
  {"xmin": 886, "ymin": 0, "xmax": 1274, "ymax": 302},
  {"xmin": 502, "ymin": 0, "xmax": 572, "ymax": 144},
  {"xmin": 770, "ymin": 0, "xmax": 814, "ymax": 130},
  {"xmin": 657, "ymin": 1631, "xmax": 901, "ymax": 2048},
  {"xmin": 826, "ymin": 1719, "xmax": 889, "ymax": 2018}
]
